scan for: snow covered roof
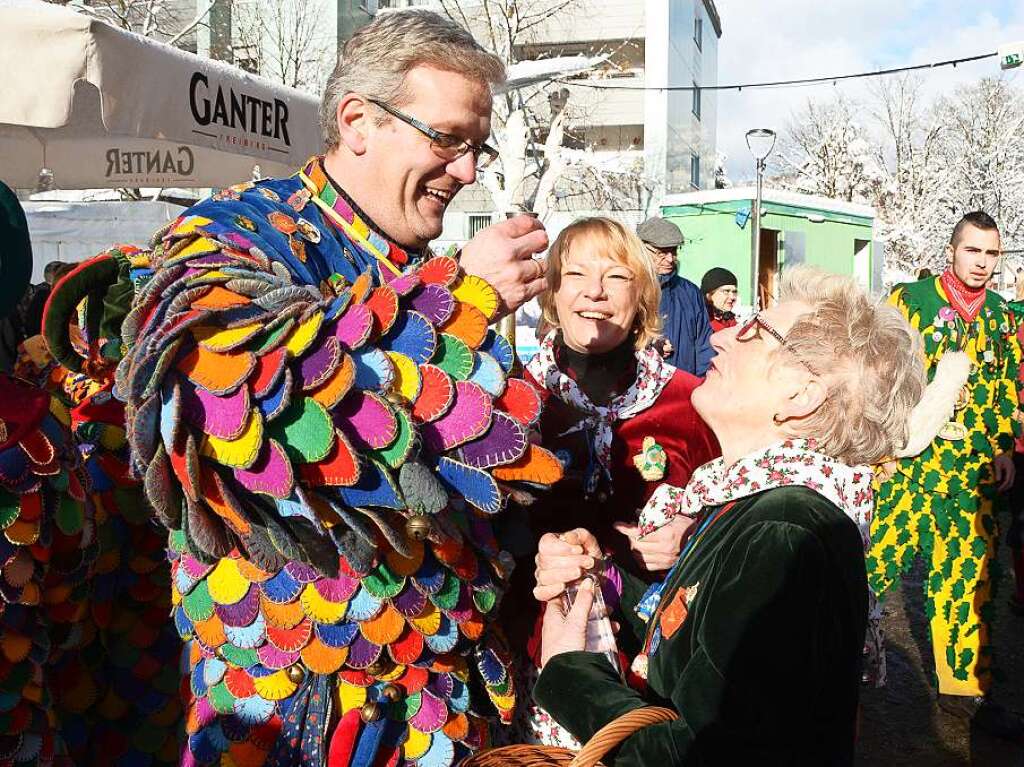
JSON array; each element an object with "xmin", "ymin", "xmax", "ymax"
[{"xmin": 661, "ymin": 186, "xmax": 875, "ymax": 220}]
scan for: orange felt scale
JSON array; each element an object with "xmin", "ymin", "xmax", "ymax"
[
  {"xmin": 492, "ymin": 443, "xmax": 564, "ymax": 483},
  {"xmin": 192, "ymin": 286, "xmax": 250, "ymax": 311},
  {"xmin": 440, "ymin": 303, "xmax": 488, "ymax": 350},
  {"xmin": 177, "ymin": 346, "xmax": 256, "ymax": 396}
]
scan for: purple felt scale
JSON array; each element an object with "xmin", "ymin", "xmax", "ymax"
[
  {"xmin": 180, "ymin": 382, "xmax": 251, "ymax": 440},
  {"xmin": 410, "ymin": 284, "xmax": 455, "ymax": 325},
  {"xmin": 392, "ymin": 584, "xmax": 428, "ymax": 618},
  {"xmin": 346, "ymin": 635, "xmax": 383, "ymax": 669},
  {"xmin": 313, "ymin": 574, "xmax": 359, "ymax": 603},
  {"xmin": 460, "ymin": 411, "xmax": 527, "ymax": 469},
  {"xmin": 233, "ymin": 439, "xmax": 294, "ymax": 499},
  {"xmin": 409, "ymin": 688, "xmax": 448, "ymax": 734},
  {"xmin": 428, "ymin": 673, "xmax": 454, "ymax": 701},
  {"xmin": 298, "ymin": 336, "xmax": 341, "ymax": 391},
  {"xmin": 284, "ymin": 561, "xmax": 320, "ymax": 584},
  {"xmin": 381, "ymin": 311, "xmax": 437, "ymax": 365},
  {"xmin": 215, "ymin": 587, "xmax": 261, "ymax": 627},
  {"xmin": 421, "ymin": 381, "xmax": 492, "ymax": 452},
  {"xmin": 256, "ymin": 643, "xmax": 300, "ymax": 670},
  {"xmin": 332, "ymin": 303, "xmax": 373, "ymax": 350},
  {"xmin": 333, "ymin": 391, "xmax": 398, "ymax": 450}
]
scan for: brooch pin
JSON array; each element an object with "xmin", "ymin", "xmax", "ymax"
[{"xmin": 632, "ymin": 436, "xmax": 667, "ymax": 481}]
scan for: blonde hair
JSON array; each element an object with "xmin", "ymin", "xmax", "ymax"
[
  {"xmin": 539, "ymin": 217, "xmax": 662, "ymax": 350},
  {"xmin": 320, "ymin": 10, "xmax": 505, "ymax": 150},
  {"xmin": 777, "ymin": 266, "xmax": 926, "ymax": 465}
]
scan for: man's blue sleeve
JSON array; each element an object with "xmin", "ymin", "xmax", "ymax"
[{"xmin": 687, "ymin": 280, "xmax": 714, "ymax": 376}]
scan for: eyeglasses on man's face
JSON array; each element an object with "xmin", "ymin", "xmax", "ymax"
[
  {"xmin": 736, "ymin": 313, "xmax": 821, "ymax": 377},
  {"xmin": 368, "ymin": 98, "xmax": 499, "ymax": 171}
]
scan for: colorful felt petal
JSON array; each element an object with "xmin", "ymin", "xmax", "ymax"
[
  {"xmin": 234, "ymin": 439, "xmax": 295, "ymax": 498},
  {"xmin": 250, "ymin": 347, "xmax": 288, "ymax": 398},
  {"xmin": 268, "ymin": 397, "xmax": 334, "ymax": 463},
  {"xmin": 421, "ymin": 381, "xmax": 492, "ymax": 452},
  {"xmin": 451, "ymin": 275, "xmax": 499, "ymax": 320},
  {"xmin": 386, "ymin": 352, "xmax": 421, "ymax": 404},
  {"xmin": 382, "ymin": 312, "xmax": 437, "ymax": 365},
  {"xmin": 417, "ymin": 256, "xmax": 459, "ymax": 287},
  {"xmin": 299, "ymin": 336, "xmax": 342, "ymax": 391},
  {"xmin": 284, "ymin": 311, "xmax": 324, "ymax": 358},
  {"xmin": 365, "ymin": 286, "xmax": 400, "ymax": 337},
  {"xmin": 334, "ymin": 392, "xmax": 398, "ymax": 450},
  {"xmin": 410, "ymin": 285, "xmax": 455, "ymax": 325},
  {"xmin": 181, "ymin": 382, "xmax": 251, "ymax": 440},
  {"xmin": 310, "ymin": 353, "xmax": 355, "ymax": 409},
  {"xmin": 491, "ymin": 444, "xmax": 564, "ymax": 484},
  {"xmin": 298, "ymin": 430, "xmax": 359, "ymax": 487},
  {"xmin": 193, "ymin": 323, "xmax": 262, "ymax": 352},
  {"xmin": 440, "ymin": 303, "xmax": 488, "ymax": 349},
  {"xmin": 435, "ymin": 458, "xmax": 502, "ymax": 514},
  {"xmin": 480, "ymin": 330, "xmax": 515, "ymax": 374},
  {"xmin": 467, "ymin": 352, "xmax": 505, "ymax": 398},
  {"xmin": 200, "ymin": 409, "xmax": 264, "ymax": 469},
  {"xmin": 431, "ymin": 334, "xmax": 474, "ymax": 381},
  {"xmin": 411, "ymin": 365, "xmax": 454, "ymax": 424},
  {"xmin": 351, "ymin": 348, "xmax": 394, "ymax": 391},
  {"xmin": 382, "ymin": 269, "xmax": 420, "ymax": 295},
  {"xmin": 494, "ymin": 378, "xmax": 542, "ymax": 428},
  {"xmin": 336, "ymin": 459, "xmax": 403, "ymax": 510},
  {"xmin": 256, "ymin": 367, "xmax": 293, "ymax": 421},
  {"xmin": 371, "ymin": 407, "xmax": 413, "ymax": 470},
  {"xmin": 460, "ymin": 411, "xmax": 527, "ymax": 469},
  {"xmin": 177, "ymin": 346, "xmax": 255, "ymax": 396},
  {"xmin": 333, "ymin": 304, "xmax": 373, "ymax": 350}
]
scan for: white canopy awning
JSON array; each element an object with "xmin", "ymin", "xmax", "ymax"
[{"xmin": 0, "ymin": 0, "xmax": 323, "ymax": 190}]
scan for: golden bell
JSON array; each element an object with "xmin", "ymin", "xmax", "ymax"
[
  {"xmin": 285, "ymin": 664, "xmax": 305, "ymax": 684},
  {"xmin": 380, "ymin": 683, "xmax": 403, "ymax": 703},
  {"xmin": 365, "ymin": 656, "xmax": 394, "ymax": 677},
  {"xmin": 405, "ymin": 515, "xmax": 432, "ymax": 541},
  {"xmin": 360, "ymin": 701, "xmax": 383, "ymax": 723}
]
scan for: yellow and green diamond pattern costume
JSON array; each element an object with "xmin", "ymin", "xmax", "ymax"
[{"xmin": 867, "ymin": 277, "xmax": 1021, "ymax": 696}]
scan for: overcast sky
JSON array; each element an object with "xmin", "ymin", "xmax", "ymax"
[{"xmin": 713, "ymin": 0, "xmax": 1024, "ymax": 180}]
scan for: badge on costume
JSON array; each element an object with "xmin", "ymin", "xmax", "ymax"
[
  {"xmin": 938, "ymin": 420, "xmax": 967, "ymax": 441},
  {"xmin": 659, "ymin": 582, "xmax": 699, "ymax": 641},
  {"xmin": 633, "ymin": 436, "xmax": 668, "ymax": 481}
]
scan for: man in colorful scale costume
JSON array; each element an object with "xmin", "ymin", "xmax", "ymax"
[
  {"xmin": 867, "ymin": 211, "xmax": 1024, "ymax": 739},
  {"xmin": 116, "ymin": 10, "xmax": 562, "ymax": 767}
]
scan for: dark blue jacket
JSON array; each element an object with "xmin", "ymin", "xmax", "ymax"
[{"xmin": 658, "ymin": 272, "xmax": 714, "ymax": 376}]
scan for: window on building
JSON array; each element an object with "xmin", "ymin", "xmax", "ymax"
[
  {"xmin": 694, "ymin": 16, "xmax": 703, "ymax": 50},
  {"xmin": 233, "ymin": 44, "xmax": 260, "ymax": 75},
  {"xmin": 467, "ymin": 214, "xmax": 492, "ymax": 239},
  {"xmin": 690, "ymin": 153, "xmax": 701, "ymax": 189},
  {"xmin": 692, "ymin": 83, "xmax": 701, "ymax": 120}
]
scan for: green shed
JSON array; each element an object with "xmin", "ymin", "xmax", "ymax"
[{"xmin": 661, "ymin": 187, "xmax": 881, "ymax": 310}]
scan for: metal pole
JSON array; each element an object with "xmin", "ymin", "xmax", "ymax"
[{"xmin": 751, "ymin": 158, "xmax": 764, "ymax": 313}]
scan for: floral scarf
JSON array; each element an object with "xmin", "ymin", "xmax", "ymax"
[
  {"xmin": 636, "ymin": 438, "xmax": 874, "ymax": 548},
  {"xmin": 525, "ymin": 329, "xmax": 676, "ymax": 493},
  {"xmin": 939, "ymin": 269, "xmax": 986, "ymax": 323}
]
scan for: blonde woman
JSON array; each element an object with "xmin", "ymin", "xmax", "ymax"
[
  {"xmin": 499, "ymin": 217, "xmax": 719, "ymax": 746},
  {"xmin": 533, "ymin": 267, "xmax": 926, "ymax": 765}
]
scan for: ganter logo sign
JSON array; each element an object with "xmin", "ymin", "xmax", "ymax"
[
  {"xmin": 104, "ymin": 146, "xmax": 196, "ymax": 180},
  {"xmin": 189, "ymin": 71, "xmax": 292, "ymax": 155}
]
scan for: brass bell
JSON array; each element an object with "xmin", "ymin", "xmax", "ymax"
[
  {"xmin": 285, "ymin": 664, "xmax": 305, "ymax": 684},
  {"xmin": 360, "ymin": 701, "xmax": 383, "ymax": 723},
  {"xmin": 405, "ymin": 515, "xmax": 432, "ymax": 541},
  {"xmin": 380, "ymin": 683, "xmax": 403, "ymax": 703},
  {"xmin": 365, "ymin": 656, "xmax": 394, "ymax": 677}
]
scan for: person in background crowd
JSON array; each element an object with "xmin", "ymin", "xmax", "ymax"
[
  {"xmin": 636, "ymin": 216, "xmax": 713, "ymax": 375},
  {"xmin": 531, "ymin": 266, "xmax": 925, "ymax": 765},
  {"xmin": 701, "ymin": 267, "xmax": 739, "ymax": 332},
  {"xmin": 917, "ymin": 267, "xmax": 933, "ymax": 280},
  {"xmin": 20, "ymin": 260, "xmax": 73, "ymax": 339},
  {"xmin": 867, "ymin": 211, "xmax": 1024, "ymax": 739},
  {"xmin": 1006, "ymin": 269, "xmax": 1024, "ymax": 616},
  {"xmin": 499, "ymin": 217, "xmax": 719, "ymax": 748}
]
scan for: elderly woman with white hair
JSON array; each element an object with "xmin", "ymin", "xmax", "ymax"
[{"xmin": 529, "ymin": 266, "xmax": 926, "ymax": 766}]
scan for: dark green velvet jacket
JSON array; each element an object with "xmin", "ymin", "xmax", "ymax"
[{"xmin": 534, "ymin": 486, "xmax": 868, "ymax": 766}]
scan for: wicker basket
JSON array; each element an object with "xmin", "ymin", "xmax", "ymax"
[{"xmin": 461, "ymin": 707, "xmax": 678, "ymax": 767}]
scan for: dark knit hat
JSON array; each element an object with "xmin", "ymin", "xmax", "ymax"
[
  {"xmin": 636, "ymin": 216, "xmax": 684, "ymax": 249},
  {"xmin": 0, "ymin": 180, "xmax": 32, "ymax": 320},
  {"xmin": 701, "ymin": 267, "xmax": 738, "ymax": 295}
]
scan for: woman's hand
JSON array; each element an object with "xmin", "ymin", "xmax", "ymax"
[
  {"xmin": 613, "ymin": 516, "xmax": 693, "ymax": 572},
  {"xmin": 533, "ymin": 528, "xmax": 602, "ymax": 602},
  {"xmin": 540, "ymin": 578, "xmax": 594, "ymax": 667}
]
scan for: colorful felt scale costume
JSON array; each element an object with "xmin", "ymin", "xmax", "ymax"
[
  {"xmin": 867, "ymin": 274, "xmax": 1021, "ymax": 696},
  {"xmin": 114, "ymin": 157, "xmax": 563, "ymax": 767},
  {"xmin": 19, "ymin": 249, "xmax": 184, "ymax": 766}
]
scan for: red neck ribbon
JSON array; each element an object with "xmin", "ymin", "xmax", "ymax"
[{"xmin": 939, "ymin": 269, "xmax": 986, "ymax": 323}]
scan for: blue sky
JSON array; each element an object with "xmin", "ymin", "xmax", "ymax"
[{"xmin": 713, "ymin": 0, "xmax": 1024, "ymax": 179}]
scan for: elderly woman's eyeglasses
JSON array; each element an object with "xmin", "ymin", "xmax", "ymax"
[
  {"xmin": 368, "ymin": 99, "xmax": 499, "ymax": 171},
  {"xmin": 736, "ymin": 314, "xmax": 821, "ymax": 376}
]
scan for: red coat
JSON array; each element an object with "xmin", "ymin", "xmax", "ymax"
[
  {"xmin": 710, "ymin": 315, "xmax": 737, "ymax": 333},
  {"xmin": 501, "ymin": 366, "xmax": 720, "ymax": 663}
]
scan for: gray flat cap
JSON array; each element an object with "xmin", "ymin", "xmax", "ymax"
[{"xmin": 636, "ymin": 216, "xmax": 684, "ymax": 249}]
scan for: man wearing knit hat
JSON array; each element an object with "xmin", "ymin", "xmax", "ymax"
[{"xmin": 636, "ymin": 216, "xmax": 713, "ymax": 375}]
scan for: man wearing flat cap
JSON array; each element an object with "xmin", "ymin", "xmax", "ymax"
[{"xmin": 636, "ymin": 216, "xmax": 713, "ymax": 375}]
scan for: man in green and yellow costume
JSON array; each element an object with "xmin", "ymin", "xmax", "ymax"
[{"xmin": 868, "ymin": 211, "xmax": 1024, "ymax": 738}]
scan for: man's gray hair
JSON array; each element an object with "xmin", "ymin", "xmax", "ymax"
[{"xmin": 319, "ymin": 10, "xmax": 505, "ymax": 149}]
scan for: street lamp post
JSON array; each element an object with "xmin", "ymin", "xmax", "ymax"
[{"xmin": 745, "ymin": 128, "xmax": 776, "ymax": 312}]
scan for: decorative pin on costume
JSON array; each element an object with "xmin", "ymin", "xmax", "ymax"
[{"xmin": 632, "ymin": 436, "xmax": 668, "ymax": 481}]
